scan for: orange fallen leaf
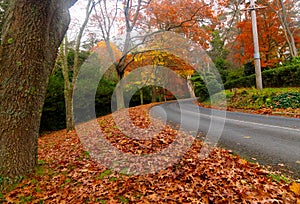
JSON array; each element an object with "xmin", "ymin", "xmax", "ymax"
[
  {"xmin": 290, "ymin": 182, "xmax": 300, "ymax": 195},
  {"xmin": 239, "ymin": 158, "xmax": 248, "ymax": 165}
]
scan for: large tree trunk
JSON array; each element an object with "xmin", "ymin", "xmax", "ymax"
[{"xmin": 0, "ymin": 0, "xmax": 76, "ymax": 179}]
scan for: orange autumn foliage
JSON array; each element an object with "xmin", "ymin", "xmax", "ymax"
[
  {"xmin": 230, "ymin": 0, "xmax": 299, "ymax": 68},
  {"xmin": 123, "ymin": 50, "xmax": 195, "ymax": 77},
  {"xmin": 145, "ymin": 0, "xmax": 223, "ymax": 49},
  {"xmin": 90, "ymin": 41, "xmax": 122, "ymax": 61}
]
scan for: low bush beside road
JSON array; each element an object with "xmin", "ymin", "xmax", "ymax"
[
  {"xmin": 201, "ymin": 87, "xmax": 300, "ymax": 118},
  {"xmin": 224, "ymin": 60, "xmax": 300, "ymax": 89}
]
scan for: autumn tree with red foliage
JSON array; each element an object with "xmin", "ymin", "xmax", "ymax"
[
  {"xmin": 145, "ymin": 0, "xmax": 224, "ymax": 49},
  {"xmin": 92, "ymin": 0, "xmax": 152, "ymax": 109},
  {"xmin": 122, "ymin": 50, "xmax": 195, "ymax": 102},
  {"xmin": 229, "ymin": 0, "xmax": 299, "ymax": 68}
]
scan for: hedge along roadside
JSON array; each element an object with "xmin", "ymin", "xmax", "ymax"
[{"xmin": 224, "ymin": 63, "xmax": 300, "ymax": 89}]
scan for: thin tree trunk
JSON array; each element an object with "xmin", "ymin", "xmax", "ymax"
[
  {"xmin": 278, "ymin": 0, "xmax": 297, "ymax": 57},
  {"xmin": 140, "ymin": 89, "xmax": 144, "ymax": 105},
  {"xmin": 158, "ymin": 90, "xmax": 162, "ymax": 102},
  {"xmin": 115, "ymin": 34, "xmax": 130, "ymax": 110},
  {"xmin": 152, "ymin": 86, "xmax": 157, "ymax": 102},
  {"xmin": 116, "ymin": 86, "xmax": 125, "ymax": 109},
  {"xmin": 116, "ymin": 73, "xmax": 125, "ymax": 109},
  {"xmin": 64, "ymin": 88, "xmax": 74, "ymax": 132},
  {"xmin": 187, "ymin": 75, "xmax": 196, "ymax": 98},
  {"xmin": 0, "ymin": 0, "xmax": 76, "ymax": 179},
  {"xmin": 113, "ymin": 0, "xmax": 142, "ymax": 110},
  {"xmin": 61, "ymin": 0, "xmax": 93, "ymax": 131},
  {"xmin": 270, "ymin": 0, "xmax": 298, "ymax": 57},
  {"xmin": 73, "ymin": 0, "xmax": 94, "ymax": 82},
  {"xmin": 61, "ymin": 37, "xmax": 74, "ymax": 131}
]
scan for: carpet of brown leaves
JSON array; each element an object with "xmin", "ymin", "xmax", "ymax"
[{"xmin": 2, "ymin": 104, "xmax": 299, "ymax": 203}]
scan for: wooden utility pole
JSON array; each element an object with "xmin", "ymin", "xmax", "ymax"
[{"xmin": 247, "ymin": 0, "xmax": 264, "ymax": 89}]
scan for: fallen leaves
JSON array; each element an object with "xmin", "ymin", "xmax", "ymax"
[
  {"xmin": 290, "ymin": 182, "xmax": 300, "ymax": 195},
  {"xmin": 1, "ymin": 104, "xmax": 298, "ymax": 203}
]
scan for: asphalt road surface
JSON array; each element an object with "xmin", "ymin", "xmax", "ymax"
[{"xmin": 152, "ymin": 99, "xmax": 300, "ymax": 177}]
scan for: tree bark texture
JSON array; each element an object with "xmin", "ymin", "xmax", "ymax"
[{"xmin": 0, "ymin": 0, "xmax": 77, "ymax": 179}]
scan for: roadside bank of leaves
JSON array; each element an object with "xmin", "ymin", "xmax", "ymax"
[
  {"xmin": 1, "ymin": 104, "xmax": 299, "ymax": 203},
  {"xmin": 200, "ymin": 88, "xmax": 300, "ymax": 118}
]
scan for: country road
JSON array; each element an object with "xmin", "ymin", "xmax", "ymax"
[{"xmin": 152, "ymin": 99, "xmax": 300, "ymax": 178}]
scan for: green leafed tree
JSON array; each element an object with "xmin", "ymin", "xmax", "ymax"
[{"xmin": 0, "ymin": 0, "xmax": 77, "ymax": 181}]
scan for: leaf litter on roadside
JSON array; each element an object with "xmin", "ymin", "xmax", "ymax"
[{"xmin": 2, "ymin": 104, "xmax": 298, "ymax": 203}]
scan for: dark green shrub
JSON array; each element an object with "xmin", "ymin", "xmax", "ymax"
[
  {"xmin": 40, "ymin": 70, "xmax": 66, "ymax": 132},
  {"xmin": 224, "ymin": 75, "xmax": 256, "ymax": 89},
  {"xmin": 244, "ymin": 61, "xmax": 255, "ymax": 76},
  {"xmin": 191, "ymin": 72, "xmax": 223, "ymax": 102},
  {"xmin": 129, "ymin": 86, "xmax": 153, "ymax": 107},
  {"xmin": 95, "ymin": 79, "xmax": 116, "ymax": 117},
  {"xmin": 281, "ymin": 56, "xmax": 300, "ymax": 66},
  {"xmin": 191, "ymin": 73, "xmax": 208, "ymax": 102},
  {"xmin": 224, "ymin": 63, "xmax": 300, "ymax": 89},
  {"xmin": 226, "ymin": 68, "xmax": 244, "ymax": 82},
  {"xmin": 206, "ymin": 74, "xmax": 223, "ymax": 95},
  {"xmin": 41, "ymin": 71, "xmax": 117, "ymax": 132},
  {"xmin": 271, "ymin": 92, "xmax": 300, "ymax": 108},
  {"xmin": 214, "ymin": 57, "xmax": 230, "ymax": 83}
]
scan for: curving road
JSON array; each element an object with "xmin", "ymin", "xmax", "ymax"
[{"xmin": 152, "ymin": 99, "xmax": 300, "ymax": 178}]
